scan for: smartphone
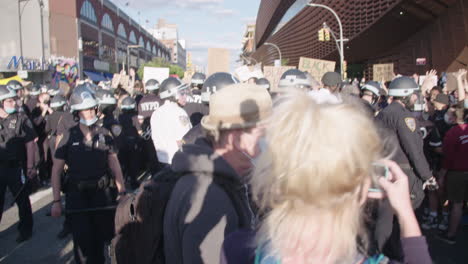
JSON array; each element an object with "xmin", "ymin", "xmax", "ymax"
[{"xmin": 368, "ymin": 163, "xmax": 389, "ymax": 192}]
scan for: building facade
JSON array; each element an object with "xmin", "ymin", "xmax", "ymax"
[
  {"xmin": 0, "ymin": 0, "xmax": 171, "ymax": 84},
  {"xmin": 150, "ymin": 19, "xmax": 187, "ymax": 70},
  {"xmin": 252, "ymin": 0, "xmax": 468, "ymax": 78}
]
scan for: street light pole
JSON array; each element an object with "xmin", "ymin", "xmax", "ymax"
[
  {"xmin": 307, "ymin": 2, "xmax": 345, "ymax": 78},
  {"xmin": 264, "ymin": 42, "xmax": 282, "ymax": 66},
  {"xmin": 18, "ymin": 0, "xmax": 23, "ymax": 70}
]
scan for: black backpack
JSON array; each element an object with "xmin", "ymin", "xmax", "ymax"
[{"xmin": 110, "ymin": 166, "xmax": 248, "ymax": 264}]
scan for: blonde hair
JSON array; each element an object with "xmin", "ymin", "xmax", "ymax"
[{"xmin": 251, "ymin": 90, "xmax": 383, "ymax": 263}]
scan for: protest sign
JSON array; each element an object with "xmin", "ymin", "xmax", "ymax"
[
  {"xmin": 143, "ymin": 67, "xmax": 170, "ymax": 85},
  {"xmin": 263, "ymin": 66, "xmax": 295, "ymax": 92},
  {"xmin": 298, "ymin": 57, "xmax": 335, "ymax": 82},
  {"xmin": 418, "ymin": 75, "xmax": 438, "ymax": 87},
  {"xmin": 372, "ymin": 63, "xmax": 394, "ymax": 82}
]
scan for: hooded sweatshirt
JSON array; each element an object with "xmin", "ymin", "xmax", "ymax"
[{"xmin": 163, "ymin": 140, "xmax": 255, "ymax": 264}]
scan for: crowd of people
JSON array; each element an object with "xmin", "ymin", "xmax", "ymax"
[{"xmin": 0, "ymin": 65, "xmax": 467, "ymax": 264}]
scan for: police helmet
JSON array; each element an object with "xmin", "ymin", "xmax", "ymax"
[
  {"xmin": 95, "ymin": 89, "xmax": 116, "ymax": 105},
  {"xmin": 50, "ymin": 94, "xmax": 67, "ymax": 109},
  {"xmin": 388, "ymin": 77, "xmax": 419, "ymax": 97},
  {"xmin": 145, "ymin": 79, "xmax": 160, "ymax": 91},
  {"xmin": 28, "ymin": 84, "xmax": 41, "ymax": 96},
  {"xmin": 6, "ymin": 80, "xmax": 24, "ymax": 91},
  {"xmin": 256, "ymin": 78, "xmax": 271, "ymax": 91},
  {"xmin": 201, "ymin": 72, "xmax": 239, "ymax": 103},
  {"xmin": 159, "ymin": 77, "xmax": 189, "ymax": 100},
  {"xmin": 361, "ymin": 81, "xmax": 381, "ymax": 97},
  {"xmin": 0, "ymin": 85, "xmax": 17, "ymax": 102},
  {"xmin": 69, "ymin": 84, "xmax": 98, "ymax": 111},
  {"xmin": 120, "ymin": 96, "xmax": 136, "ymax": 110},
  {"xmin": 278, "ymin": 69, "xmax": 311, "ymax": 90},
  {"xmin": 191, "ymin": 72, "xmax": 206, "ymax": 85}
]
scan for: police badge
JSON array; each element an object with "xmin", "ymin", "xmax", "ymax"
[
  {"xmin": 404, "ymin": 117, "xmax": 416, "ymax": 132},
  {"xmin": 111, "ymin": 125, "xmax": 122, "ymax": 137}
]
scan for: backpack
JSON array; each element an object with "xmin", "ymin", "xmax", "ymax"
[
  {"xmin": 111, "ymin": 166, "xmax": 249, "ymax": 264},
  {"xmin": 111, "ymin": 166, "xmax": 179, "ymax": 264}
]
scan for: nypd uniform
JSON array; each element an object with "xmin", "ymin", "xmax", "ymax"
[
  {"xmin": 0, "ymin": 111, "xmax": 35, "ymax": 240},
  {"xmin": 54, "ymin": 85, "xmax": 118, "ymax": 264},
  {"xmin": 151, "ymin": 100, "xmax": 191, "ymax": 164}
]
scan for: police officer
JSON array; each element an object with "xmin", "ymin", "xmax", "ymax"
[
  {"xmin": 51, "ymin": 85, "xmax": 126, "ymax": 264},
  {"xmin": 151, "ymin": 77, "xmax": 191, "ymax": 165},
  {"xmin": 0, "ymin": 85, "xmax": 36, "ymax": 243},
  {"xmin": 374, "ymin": 76, "xmax": 438, "ymax": 259},
  {"xmin": 95, "ymin": 89, "xmax": 122, "ymax": 139},
  {"xmin": 118, "ymin": 96, "xmax": 141, "ymax": 188},
  {"xmin": 360, "ymin": 81, "xmax": 381, "ymax": 115},
  {"xmin": 183, "ymin": 72, "xmax": 239, "ymax": 145},
  {"xmin": 138, "ymin": 79, "xmax": 163, "ymax": 172},
  {"xmin": 278, "ymin": 69, "xmax": 312, "ymax": 91},
  {"xmin": 184, "ymin": 72, "xmax": 211, "ymax": 126},
  {"xmin": 6, "ymin": 80, "xmax": 27, "ymax": 114},
  {"xmin": 31, "ymin": 88, "xmax": 53, "ymax": 185},
  {"xmin": 188, "ymin": 72, "xmax": 206, "ymax": 103},
  {"xmin": 45, "ymin": 94, "xmax": 75, "ymax": 239},
  {"xmin": 25, "ymin": 84, "xmax": 41, "ymax": 117}
]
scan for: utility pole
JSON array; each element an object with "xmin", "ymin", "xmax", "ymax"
[{"xmin": 264, "ymin": 42, "xmax": 282, "ymax": 66}]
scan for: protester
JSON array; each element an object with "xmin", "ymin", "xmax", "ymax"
[
  {"xmin": 220, "ymin": 90, "xmax": 431, "ymax": 264},
  {"xmin": 163, "ymin": 83, "xmax": 272, "ymax": 264}
]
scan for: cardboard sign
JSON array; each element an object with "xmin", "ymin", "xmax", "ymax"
[
  {"xmin": 298, "ymin": 57, "xmax": 336, "ymax": 82},
  {"xmin": 446, "ymin": 72, "xmax": 459, "ymax": 92},
  {"xmin": 143, "ymin": 67, "xmax": 170, "ymax": 85},
  {"xmin": 418, "ymin": 75, "xmax": 438, "ymax": 87},
  {"xmin": 111, "ymin": 74, "xmax": 121, "ymax": 89},
  {"xmin": 263, "ymin": 66, "xmax": 296, "ymax": 92},
  {"xmin": 373, "ymin": 63, "xmax": 394, "ymax": 82}
]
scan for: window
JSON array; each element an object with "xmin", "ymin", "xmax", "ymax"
[
  {"xmin": 80, "ymin": 0, "xmax": 97, "ymax": 23},
  {"xmin": 129, "ymin": 31, "xmax": 136, "ymax": 44},
  {"xmin": 139, "ymin": 37, "xmax": 144, "ymax": 47},
  {"xmin": 146, "ymin": 42, "xmax": 151, "ymax": 52},
  {"xmin": 152, "ymin": 46, "xmax": 156, "ymax": 55},
  {"xmin": 117, "ymin": 24, "xmax": 126, "ymax": 39},
  {"xmin": 101, "ymin": 14, "xmax": 114, "ymax": 32}
]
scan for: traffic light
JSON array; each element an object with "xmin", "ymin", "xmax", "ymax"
[
  {"xmin": 324, "ymin": 29, "xmax": 330, "ymax": 41},
  {"xmin": 318, "ymin": 29, "xmax": 325, "ymax": 42}
]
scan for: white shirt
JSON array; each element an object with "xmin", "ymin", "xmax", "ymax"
[
  {"xmin": 150, "ymin": 100, "xmax": 192, "ymax": 164},
  {"xmin": 308, "ymin": 89, "xmax": 342, "ymax": 104}
]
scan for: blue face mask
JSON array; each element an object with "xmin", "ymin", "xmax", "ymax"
[
  {"xmin": 79, "ymin": 116, "xmax": 98, "ymax": 126},
  {"xmin": 4, "ymin": 107, "xmax": 16, "ymax": 114}
]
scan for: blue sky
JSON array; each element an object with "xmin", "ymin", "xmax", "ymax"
[{"xmin": 113, "ymin": 0, "xmax": 261, "ymax": 72}]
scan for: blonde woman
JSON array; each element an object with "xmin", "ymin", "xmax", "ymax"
[{"xmin": 221, "ymin": 90, "xmax": 432, "ymax": 264}]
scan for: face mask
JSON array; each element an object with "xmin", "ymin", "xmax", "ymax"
[
  {"xmin": 465, "ymin": 99, "xmax": 468, "ymax": 109},
  {"xmin": 79, "ymin": 116, "xmax": 98, "ymax": 126},
  {"xmin": 4, "ymin": 107, "xmax": 16, "ymax": 114}
]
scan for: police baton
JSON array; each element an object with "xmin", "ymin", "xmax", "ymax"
[
  {"xmin": 46, "ymin": 205, "xmax": 118, "ymax": 216},
  {"xmin": 10, "ymin": 179, "xmax": 29, "ymax": 206}
]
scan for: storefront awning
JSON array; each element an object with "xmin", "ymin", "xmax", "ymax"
[{"xmin": 83, "ymin": 71, "xmax": 107, "ymax": 82}]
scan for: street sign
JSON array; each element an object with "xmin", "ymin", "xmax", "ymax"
[
  {"xmin": 18, "ymin": 70, "xmax": 28, "ymax": 79},
  {"xmin": 416, "ymin": 58, "xmax": 426, "ymax": 66}
]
